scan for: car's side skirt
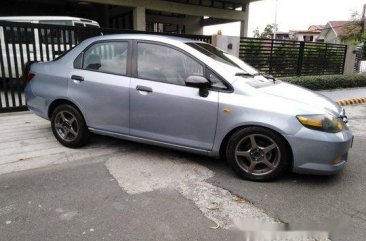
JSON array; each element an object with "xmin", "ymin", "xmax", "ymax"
[{"xmin": 88, "ymin": 127, "xmax": 213, "ymax": 157}]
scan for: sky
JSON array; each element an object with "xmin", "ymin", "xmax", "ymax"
[{"xmin": 204, "ymin": 0, "xmax": 366, "ymax": 37}]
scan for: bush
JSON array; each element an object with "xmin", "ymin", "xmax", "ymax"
[{"xmin": 281, "ymin": 73, "xmax": 366, "ymax": 90}]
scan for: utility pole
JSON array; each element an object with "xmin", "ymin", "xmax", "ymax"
[
  {"xmin": 273, "ymin": 0, "xmax": 278, "ymax": 39},
  {"xmin": 361, "ymin": 4, "xmax": 366, "ymax": 39}
]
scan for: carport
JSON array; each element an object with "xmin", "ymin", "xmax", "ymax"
[{"xmin": 0, "ymin": 0, "xmax": 259, "ymax": 36}]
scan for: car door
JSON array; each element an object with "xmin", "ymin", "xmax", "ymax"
[
  {"xmin": 68, "ymin": 40, "xmax": 131, "ymax": 134},
  {"xmin": 130, "ymin": 41, "xmax": 219, "ymax": 150}
]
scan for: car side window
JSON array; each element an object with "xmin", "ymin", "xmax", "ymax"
[
  {"xmin": 207, "ymin": 69, "xmax": 227, "ymax": 89},
  {"xmin": 82, "ymin": 41, "xmax": 128, "ymax": 76},
  {"xmin": 137, "ymin": 42, "xmax": 203, "ymax": 86}
]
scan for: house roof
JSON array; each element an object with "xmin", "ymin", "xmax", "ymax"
[
  {"xmin": 328, "ymin": 21, "xmax": 352, "ymax": 36},
  {"xmin": 308, "ymin": 25, "xmax": 325, "ymax": 31},
  {"xmin": 289, "ymin": 24, "xmax": 325, "ymax": 35},
  {"xmin": 290, "ymin": 30, "xmax": 321, "ymax": 34}
]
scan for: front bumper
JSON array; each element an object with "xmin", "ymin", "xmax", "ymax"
[{"xmin": 285, "ymin": 127, "xmax": 353, "ymax": 175}]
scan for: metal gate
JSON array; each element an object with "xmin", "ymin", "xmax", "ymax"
[
  {"xmin": 239, "ymin": 37, "xmax": 347, "ymax": 77},
  {"xmin": 0, "ymin": 20, "xmax": 212, "ymax": 113}
]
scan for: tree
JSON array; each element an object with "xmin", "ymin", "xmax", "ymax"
[
  {"xmin": 252, "ymin": 24, "xmax": 278, "ymax": 38},
  {"xmin": 253, "ymin": 27, "xmax": 260, "ymax": 38},
  {"xmin": 261, "ymin": 24, "xmax": 278, "ymax": 38},
  {"xmin": 339, "ymin": 11, "xmax": 366, "ymax": 45}
]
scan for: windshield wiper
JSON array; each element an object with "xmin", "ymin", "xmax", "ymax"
[
  {"xmin": 236, "ymin": 72, "xmax": 277, "ymax": 83},
  {"xmin": 254, "ymin": 72, "xmax": 277, "ymax": 83},
  {"xmin": 235, "ymin": 72, "xmax": 253, "ymax": 77},
  {"xmin": 263, "ymin": 74, "xmax": 277, "ymax": 83}
]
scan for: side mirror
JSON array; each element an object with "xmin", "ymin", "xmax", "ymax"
[{"xmin": 185, "ymin": 75, "xmax": 210, "ymax": 97}]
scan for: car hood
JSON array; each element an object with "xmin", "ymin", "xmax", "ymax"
[{"xmin": 259, "ymin": 82, "xmax": 342, "ymax": 116}]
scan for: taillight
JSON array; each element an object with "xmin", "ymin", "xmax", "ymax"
[{"xmin": 26, "ymin": 72, "xmax": 36, "ymax": 83}]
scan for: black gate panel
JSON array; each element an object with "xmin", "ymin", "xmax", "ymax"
[
  {"xmin": 239, "ymin": 37, "xmax": 347, "ymax": 77},
  {"xmin": 0, "ymin": 21, "xmax": 212, "ymax": 113}
]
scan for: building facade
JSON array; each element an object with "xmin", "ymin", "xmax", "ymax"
[
  {"xmin": 0, "ymin": 0, "xmax": 260, "ymax": 37},
  {"xmin": 318, "ymin": 21, "xmax": 350, "ymax": 44},
  {"xmin": 289, "ymin": 25, "xmax": 324, "ymax": 42}
]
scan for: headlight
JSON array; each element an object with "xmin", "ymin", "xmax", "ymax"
[{"xmin": 297, "ymin": 114, "xmax": 343, "ymax": 133}]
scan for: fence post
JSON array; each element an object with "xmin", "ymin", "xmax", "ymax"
[
  {"xmin": 269, "ymin": 39, "xmax": 274, "ymax": 75},
  {"xmin": 297, "ymin": 42, "xmax": 305, "ymax": 76},
  {"xmin": 324, "ymin": 44, "xmax": 328, "ymax": 75},
  {"xmin": 343, "ymin": 45, "xmax": 356, "ymax": 74}
]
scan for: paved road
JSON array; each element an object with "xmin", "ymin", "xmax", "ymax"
[
  {"xmin": 0, "ymin": 105, "xmax": 365, "ymax": 241},
  {"xmin": 319, "ymin": 87, "xmax": 366, "ymax": 101},
  {"xmin": 0, "ymin": 158, "xmax": 238, "ymax": 241},
  {"xmin": 205, "ymin": 105, "xmax": 366, "ymax": 241}
]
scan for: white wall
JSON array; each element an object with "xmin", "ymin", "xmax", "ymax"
[
  {"xmin": 212, "ymin": 35, "xmax": 240, "ymax": 57},
  {"xmin": 324, "ymin": 30, "xmax": 342, "ymax": 44}
]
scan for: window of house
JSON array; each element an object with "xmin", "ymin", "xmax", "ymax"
[
  {"xmin": 137, "ymin": 42, "xmax": 203, "ymax": 86},
  {"xmin": 82, "ymin": 41, "xmax": 128, "ymax": 76}
]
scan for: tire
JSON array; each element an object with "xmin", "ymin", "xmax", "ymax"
[
  {"xmin": 226, "ymin": 127, "xmax": 291, "ymax": 181},
  {"xmin": 51, "ymin": 104, "xmax": 89, "ymax": 148}
]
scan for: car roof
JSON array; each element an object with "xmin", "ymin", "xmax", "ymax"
[
  {"xmin": 0, "ymin": 16, "xmax": 99, "ymax": 24},
  {"xmin": 85, "ymin": 33, "xmax": 204, "ymax": 44}
]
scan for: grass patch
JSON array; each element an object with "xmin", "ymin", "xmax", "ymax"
[{"xmin": 281, "ymin": 73, "xmax": 366, "ymax": 90}]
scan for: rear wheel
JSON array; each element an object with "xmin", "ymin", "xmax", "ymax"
[
  {"xmin": 226, "ymin": 127, "xmax": 291, "ymax": 181},
  {"xmin": 51, "ymin": 104, "xmax": 89, "ymax": 148}
]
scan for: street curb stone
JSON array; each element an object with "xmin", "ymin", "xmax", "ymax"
[{"xmin": 337, "ymin": 97, "xmax": 366, "ymax": 106}]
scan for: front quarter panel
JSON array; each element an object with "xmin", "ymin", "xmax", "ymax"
[{"xmin": 211, "ymin": 89, "xmax": 304, "ymax": 156}]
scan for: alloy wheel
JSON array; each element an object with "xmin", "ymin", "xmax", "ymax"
[
  {"xmin": 234, "ymin": 134, "xmax": 281, "ymax": 176},
  {"xmin": 54, "ymin": 111, "xmax": 79, "ymax": 142}
]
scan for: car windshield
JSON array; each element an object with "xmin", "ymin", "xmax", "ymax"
[
  {"xmin": 186, "ymin": 42, "xmax": 276, "ymax": 84},
  {"xmin": 186, "ymin": 42, "xmax": 259, "ymax": 75}
]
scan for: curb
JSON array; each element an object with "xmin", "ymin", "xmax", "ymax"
[{"xmin": 336, "ymin": 97, "xmax": 366, "ymax": 106}]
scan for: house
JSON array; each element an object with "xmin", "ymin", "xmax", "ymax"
[
  {"xmin": 0, "ymin": 0, "xmax": 263, "ymax": 37},
  {"xmin": 289, "ymin": 25, "xmax": 325, "ymax": 42},
  {"xmin": 318, "ymin": 21, "xmax": 351, "ymax": 44},
  {"xmin": 270, "ymin": 32, "xmax": 290, "ymax": 40}
]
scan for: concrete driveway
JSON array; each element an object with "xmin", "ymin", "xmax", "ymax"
[{"xmin": 0, "ymin": 104, "xmax": 365, "ymax": 241}]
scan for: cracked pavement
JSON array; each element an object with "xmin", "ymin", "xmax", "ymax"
[{"xmin": 0, "ymin": 104, "xmax": 365, "ymax": 241}]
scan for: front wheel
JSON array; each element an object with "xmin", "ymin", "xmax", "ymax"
[
  {"xmin": 226, "ymin": 127, "xmax": 291, "ymax": 181},
  {"xmin": 51, "ymin": 104, "xmax": 89, "ymax": 148}
]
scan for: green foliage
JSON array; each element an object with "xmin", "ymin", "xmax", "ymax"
[
  {"xmin": 252, "ymin": 24, "xmax": 278, "ymax": 38},
  {"xmin": 339, "ymin": 11, "xmax": 366, "ymax": 45},
  {"xmin": 281, "ymin": 73, "xmax": 366, "ymax": 90},
  {"xmin": 261, "ymin": 24, "xmax": 277, "ymax": 38}
]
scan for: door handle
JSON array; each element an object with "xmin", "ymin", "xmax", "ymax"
[
  {"xmin": 136, "ymin": 85, "xmax": 153, "ymax": 93},
  {"xmin": 71, "ymin": 75, "xmax": 84, "ymax": 82}
]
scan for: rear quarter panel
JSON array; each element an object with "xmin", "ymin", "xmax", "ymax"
[{"xmin": 28, "ymin": 61, "xmax": 71, "ymax": 118}]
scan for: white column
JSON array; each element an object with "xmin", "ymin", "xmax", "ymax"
[
  {"xmin": 133, "ymin": 6, "xmax": 146, "ymax": 31},
  {"xmin": 240, "ymin": 4, "xmax": 250, "ymax": 37},
  {"xmin": 343, "ymin": 45, "xmax": 356, "ymax": 74},
  {"xmin": 184, "ymin": 16, "xmax": 203, "ymax": 35}
]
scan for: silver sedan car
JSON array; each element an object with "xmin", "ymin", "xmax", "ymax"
[{"xmin": 25, "ymin": 34, "xmax": 353, "ymax": 181}]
